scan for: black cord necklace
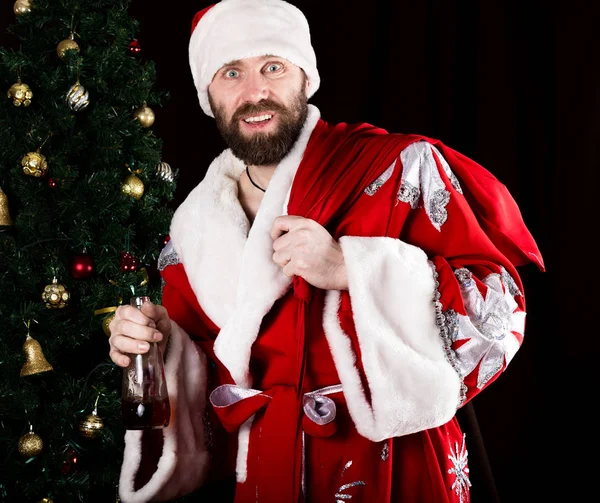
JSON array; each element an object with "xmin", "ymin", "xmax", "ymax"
[{"xmin": 246, "ymin": 165, "xmax": 266, "ymax": 192}]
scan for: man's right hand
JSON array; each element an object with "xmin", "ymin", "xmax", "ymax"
[{"xmin": 108, "ymin": 301, "xmax": 171, "ymax": 367}]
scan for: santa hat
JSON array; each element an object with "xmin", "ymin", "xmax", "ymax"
[{"xmin": 188, "ymin": 0, "xmax": 320, "ymax": 117}]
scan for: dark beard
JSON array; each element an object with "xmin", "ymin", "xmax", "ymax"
[{"xmin": 209, "ymin": 85, "xmax": 308, "ymax": 166}]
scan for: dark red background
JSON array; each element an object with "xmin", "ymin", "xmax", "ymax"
[{"xmin": 2, "ymin": 1, "xmax": 595, "ymax": 501}]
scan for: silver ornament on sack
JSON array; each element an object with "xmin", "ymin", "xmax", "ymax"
[
  {"xmin": 66, "ymin": 81, "xmax": 89, "ymax": 112},
  {"xmin": 156, "ymin": 161, "xmax": 174, "ymax": 183}
]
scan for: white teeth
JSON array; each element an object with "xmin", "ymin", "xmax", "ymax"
[{"xmin": 244, "ymin": 114, "xmax": 273, "ymax": 123}]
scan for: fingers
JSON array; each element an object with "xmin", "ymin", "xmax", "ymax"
[
  {"xmin": 140, "ymin": 302, "xmax": 171, "ymax": 339},
  {"xmin": 108, "ymin": 304, "xmax": 167, "ymax": 367},
  {"xmin": 270, "ymin": 215, "xmax": 307, "ymax": 241}
]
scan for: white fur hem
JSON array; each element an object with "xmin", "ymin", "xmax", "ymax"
[{"xmin": 119, "ymin": 322, "xmax": 209, "ymax": 502}]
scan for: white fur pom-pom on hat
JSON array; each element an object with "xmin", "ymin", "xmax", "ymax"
[{"xmin": 188, "ymin": 0, "xmax": 320, "ymax": 117}]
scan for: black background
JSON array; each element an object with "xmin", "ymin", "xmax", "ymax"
[{"xmin": 2, "ymin": 1, "xmax": 597, "ymax": 501}]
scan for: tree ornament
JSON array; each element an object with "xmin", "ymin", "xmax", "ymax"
[
  {"xmin": 21, "ymin": 149, "xmax": 48, "ymax": 177},
  {"xmin": 13, "ymin": 0, "xmax": 32, "ymax": 16},
  {"xmin": 7, "ymin": 79, "xmax": 33, "ymax": 107},
  {"xmin": 38, "ymin": 499, "xmax": 54, "ymax": 503},
  {"xmin": 119, "ymin": 251, "xmax": 139, "ymax": 272},
  {"xmin": 0, "ymin": 187, "xmax": 13, "ymax": 226},
  {"xmin": 57, "ymin": 33, "xmax": 80, "ymax": 60},
  {"xmin": 66, "ymin": 80, "xmax": 90, "ymax": 112},
  {"xmin": 128, "ymin": 38, "xmax": 141, "ymax": 55},
  {"xmin": 79, "ymin": 395, "xmax": 104, "ymax": 439},
  {"xmin": 69, "ymin": 250, "xmax": 95, "ymax": 279},
  {"xmin": 133, "ymin": 103, "xmax": 155, "ymax": 128},
  {"xmin": 102, "ymin": 313, "xmax": 115, "ymax": 336},
  {"xmin": 18, "ymin": 426, "xmax": 43, "ymax": 457},
  {"xmin": 94, "ymin": 303, "xmax": 120, "ymax": 336},
  {"xmin": 47, "ymin": 178, "xmax": 57, "ymax": 188},
  {"xmin": 156, "ymin": 161, "xmax": 174, "ymax": 183},
  {"xmin": 121, "ymin": 169, "xmax": 145, "ymax": 200},
  {"xmin": 60, "ymin": 445, "xmax": 78, "ymax": 475},
  {"xmin": 42, "ymin": 276, "xmax": 70, "ymax": 308},
  {"xmin": 20, "ymin": 333, "xmax": 53, "ymax": 376}
]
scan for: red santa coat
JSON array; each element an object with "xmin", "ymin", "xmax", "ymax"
[{"xmin": 118, "ymin": 105, "xmax": 543, "ymax": 503}]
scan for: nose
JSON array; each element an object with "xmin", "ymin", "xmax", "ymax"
[{"xmin": 241, "ymin": 71, "xmax": 269, "ymax": 103}]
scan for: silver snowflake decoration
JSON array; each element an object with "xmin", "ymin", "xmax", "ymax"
[
  {"xmin": 452, "ymin": 269, "xmax": 524, "ymax": 388},
  {"xmin": 335, "ymin": 460, "xmax": 366, "ymax": 502},
  {"xmin": 448, "ymin": 434, "xmax": 471, "ymax": 503}
]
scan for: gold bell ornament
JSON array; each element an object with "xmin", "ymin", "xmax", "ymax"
[
  {"xmin": 18, "ymin": 425, "xmax": 43, "ymax": 457},
  {"xmin": 0, "ymin": 187, "xmax": 13, "ymax": 226},
  {"xmin": 42, "ymin": 276, "xmax": 70, "ymax": 308},
  {"xmin": 57, "ymin": 33, "xmax": 80, "ymax": 60},
  {"xmin": 20, "ymin": 333, "xmax": 53, "ymax": 377},
  {"xmin": 21, "ymin": 149, "xmax": 48, "ymax": 177},
  {"xmin": 133, "ymin": 103, "xmax": 155, "ymax": 128},
  {"xmin": 7, "ymin": 79, "xmax": 33, "ymax": 107},
  {"xmin": 79, "ymin": 395, "xmax": 104, "ymax": 439},
  {"xmin": 13, "ymin": 0, "xmax": 32, "ymax": 16}
]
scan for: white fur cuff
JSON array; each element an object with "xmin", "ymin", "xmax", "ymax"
[{"xmin": 323, "ymin": 236, "xmax": 461, "ymax": 441}]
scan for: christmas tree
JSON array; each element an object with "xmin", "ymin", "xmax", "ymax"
[{"xmin": 0, "ymin": 0, "xmax": 178, "ymax": 500}]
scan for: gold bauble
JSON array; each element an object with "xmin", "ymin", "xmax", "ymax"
[
  {"xmin": 121, "ymin": 173, "xmax": 145, "ymax": 199},
  {"xmin": 7, "ymin": 81, "xmax": 33, "ymax": 107},
  {"xmin": 13, "ymin": 0, "xmax": 32, "ymax": 15},
  {"xmin": 79, "ymin": 412, "xmax": 104, "ymax": 438},
  {"xmin": 39, "ymin": 499, "xmax": 54, "ymax": 503},
  {"xmin": 102, "ymin": 313, "xmax": 115, "ymax": 336},
  {"xmin": 42, "ymin": 277, "xmax": 70, "ymax": 308},
  {"xmin": 18, "ymin": 431, "xmax": 43, "ymax": 457},
  {"xmin": 21, "ymin": 150, "xmax": 48, "ymax": 177},
  {"xmin": 66, "ymin": 81, "xmax": 90, "ymax": 112},
  {"xmin": 0, "ymin": 187, "xmax": 13, "ymax": 226},
  {"xmin": 133, "ymin": 105, "xmax": 155, "ymax": 127},
  {"xmin": 57, "ymin": 35, "xmax": 80, "ymax": 59},
  {"xmin": 20, "ymin": 334, "xmax": 53, "ymax": 376}
]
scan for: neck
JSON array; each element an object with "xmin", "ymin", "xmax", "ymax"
[{"xmin": 246, "ymin": 164, "xmax": 276, "ymax": 191}]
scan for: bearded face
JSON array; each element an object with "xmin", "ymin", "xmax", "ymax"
[{"xmin": 209, "ymin": 73, "xmax": 308, "ymax": 166}]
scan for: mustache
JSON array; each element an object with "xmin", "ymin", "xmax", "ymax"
[{"xmin": 232, "ymin": 100, "xmax": 288, "ymax": 122}]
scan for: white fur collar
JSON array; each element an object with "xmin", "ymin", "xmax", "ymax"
[{"xmin": 170, "ymin": 105, "xmax": 321, "ymax": 387}]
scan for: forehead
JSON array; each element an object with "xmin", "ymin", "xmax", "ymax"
[{"xmin": 220, "ymin": 54, "xmax": 294, "ymax": 69}]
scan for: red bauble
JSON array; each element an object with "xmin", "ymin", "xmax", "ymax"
[
  {"xmin": 69, "ymin": 252, "xmax": 95, "ymax": 279},
  {"xmin": 120, "ymin": 251, "xmax": 139, "ymax": 272},
  {"xmin": 48, "ymin": 178, "xmax": 57, "ymax": 188},
  {"xmin": 128, "ymin": 38, "xmax": 141, "ymax": 55},
  {"xmin": 60, "ymin": 446, "xmax": 78, "ymax": 475},
  {"xmin": 162, "ymin": 235, "xmax": 170, "ymax": 247}
]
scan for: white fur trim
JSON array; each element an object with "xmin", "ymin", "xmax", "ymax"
[
  {"xmin": 119, "ymin": 322, "xmax": 209, "ymax": 503},
  {"xmin": 189, "ymin": 0, "xmax": 320, "ymax": 117},
  {"xmin": 322, "ymin": 236, "xmax": 461, "ymax": 441},
  {"xmin": 170, "ymin": 105, "xmax": 320, "ymax": 388}
]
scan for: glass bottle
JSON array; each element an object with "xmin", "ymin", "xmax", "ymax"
[{"xmin": 121, "ymin": 295, "xmax": 171, "ymax": 429}]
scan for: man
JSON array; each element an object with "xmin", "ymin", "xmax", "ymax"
[{"xmin": 109, "ymin": 1, "xmax": 544, "ymax": 502}]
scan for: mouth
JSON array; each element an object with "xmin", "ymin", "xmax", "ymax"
[{"xmin": 240, "ymin": 113, "xmax": 276, "ymax": 131}]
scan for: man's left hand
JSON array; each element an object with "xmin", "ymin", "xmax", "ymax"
[{"xmin": 270, "ymin": 215, "xmax": 348, "ymax": 290}]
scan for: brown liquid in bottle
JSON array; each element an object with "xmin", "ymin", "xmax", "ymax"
[{"xmin": 121, "ymin": 396, "xmax": 170, "ymax": 430}]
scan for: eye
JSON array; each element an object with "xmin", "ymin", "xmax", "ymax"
[
  {"xmin": 224, "ymin": 69, "xmax": 239, "ymax": 79},
  {"xmin": 265, "ymin": 63, "xmax": 282, "ymax": 73}
]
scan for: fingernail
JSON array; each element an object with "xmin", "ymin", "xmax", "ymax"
[
  {"xmin": 153, "ymin": 332, "xmax": 163, "ymax": 341},
  {"xmin": 137, "ymin": 342, "xmax": 149, "ymax": 351}
]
